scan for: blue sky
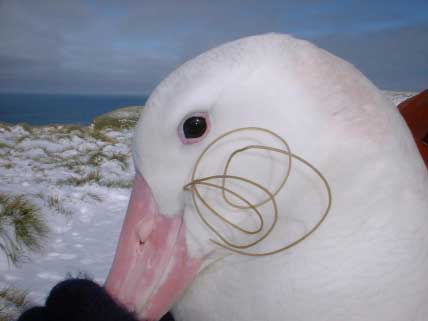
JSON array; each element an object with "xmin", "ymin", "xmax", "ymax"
[{"xmin": 0, "ymin": 0, "xmax": 427, "ymax": 94}]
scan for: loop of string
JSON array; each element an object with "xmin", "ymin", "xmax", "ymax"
[{"xmin": 183, "ymin": 127, "xmax": 332, "ymax": 257}]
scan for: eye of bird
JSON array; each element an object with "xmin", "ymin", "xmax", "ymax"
[{"xmin": 183, "ymin": 116, "xmax": 207, "ymax": 139}]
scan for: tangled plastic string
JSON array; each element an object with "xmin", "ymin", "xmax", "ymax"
[{"xmin": 183, "ymin": 127, "xmax": 332, "ymax": 256}]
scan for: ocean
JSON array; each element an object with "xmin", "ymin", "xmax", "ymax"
[{"xmin": 0, "ymin": 93, "xmax": 148, "ymax": 126}]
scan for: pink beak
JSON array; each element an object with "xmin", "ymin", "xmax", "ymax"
[{"xmin": 105, "ymin": 173, "xmax": 203, "ymax": 321}]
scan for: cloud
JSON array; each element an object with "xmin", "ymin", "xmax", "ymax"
[
  {"xmin": 311, "ymin": 22, "xmax": 428, "ymax": 91},
  {"xmin": 0, "ymin": 0, "xmax": 427, "ymax": 94}
]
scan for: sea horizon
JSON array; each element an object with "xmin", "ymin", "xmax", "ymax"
[{"xmin": 0, "ymin": 92, "xmax": 148, "ymax": 126}]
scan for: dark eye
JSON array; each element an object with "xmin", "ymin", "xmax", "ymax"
[
  {"xmin": 183, "ymin": 116, "xmax": 207, "ymax": 139},
  {"xmin": 178, "ymin": 112, "xmax": 210, "ymax": 144}
]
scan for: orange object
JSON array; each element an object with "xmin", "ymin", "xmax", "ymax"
[{"xmin": 398, "ymin": 90, "xmax": 428, "ymax": 169}]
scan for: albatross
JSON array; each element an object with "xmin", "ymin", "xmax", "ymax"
[{"xmin": 105, "ymin": 33, "xmax": 428, "ymax": 321}]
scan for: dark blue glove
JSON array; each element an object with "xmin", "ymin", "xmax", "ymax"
[{"xmin": 17, "ymin": 278, "xmax": 175, "ymax": 321}]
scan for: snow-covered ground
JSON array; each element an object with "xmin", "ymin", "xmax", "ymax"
[
  {"xmin": 0, "ymin": 91, "xmax": 417, "ymax": 307},
  {"xmin": 0, "ymin": 112, "xmax": 138, "ymax": 306}
]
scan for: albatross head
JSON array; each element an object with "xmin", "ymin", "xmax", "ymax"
[{"xmin": 105, "ymin": 34, "xmax": 428, "ymax": 321}]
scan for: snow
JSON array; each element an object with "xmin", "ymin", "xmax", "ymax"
[
  {"xmin": 0, "ymin": 91, "xmax": 417, "ymax": 306},
  {"xmin": 0, "ymin": 121, "xmax": 135, "ymax": 305},
  {"xmin": 382, "ymin": 90, "xmax": 416, "ymax": 106}
]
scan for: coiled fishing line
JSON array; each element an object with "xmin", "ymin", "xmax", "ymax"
[{"xmin": 183, "ymin": 127, "xmax": 332, "ymax": 257}]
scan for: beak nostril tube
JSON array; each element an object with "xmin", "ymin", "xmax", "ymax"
[{"xmin": 135, "ymin": 216, "xmax": 155, "ymax": 244}]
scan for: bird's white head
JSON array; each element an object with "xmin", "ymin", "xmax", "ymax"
[{"xmin": 105, "ymin": 34, "xmax": 428, "ymax": 321}]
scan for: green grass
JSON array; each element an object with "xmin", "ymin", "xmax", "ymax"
[
  {"xmin": 93, "ymin": 115, "xmax": 135, "ymax": 131},
  {"xmin": 110, "ymin": 153, "xmax": 129, "ymax": 170},
  {"xmin": 56, "ymin": 170, "xmax": 132, "ymax": 189},
  {"xmin": 88, "ymin": 151, "xmax": 129, "ymax": 169},
  {"xmin": 0, "ymin": 287, "xmax": 29, "ymax": 321},
  {"xmin": 52, "ymin": 133, "xmax": 73, "ymax": 141},
  {"xmin": 46, "ymin": 195, "xmax": 72, "ymax": 216},
  {"xmin": 93, "ymin": 116, "xmax": 132, "ymax": 131},
  {"xmin": 30, "ymin": 155, "xmax": 51, "ymax": 164},
  {"xmin": 0, "ymin": 193, "xmax": 49, "ymax": 265},
  {"xmin": 1, "ymin": 163, "xmax": 13, "ymax": 170},
  {"xmin": 62, "ymin": 124, "xmax": 85, "ymax": 135},
  {"xmin": 88, "ymin": 129, "xmax": 117, "ymax": 144},
  {"xmin": 15, "ymin": 135, "xmax": 32, "ymax": 144},
  {"xmin": 88, "ymin": 151, "xmax": 106, "ymax": 167},
  {"xmin": 62, "ymin": 157, "xmax": 85, "ymax": 170},
  {"xmin": 61, "ymin": 126, "xmax": 119, "ymax": 143},
  {"xmin": 93, "ymin": 106, "xmax": 142, "ymax": 131},
  {"xmin": 101, "ymin": 179, "xmax": 133, "ymax": 189},
  {"xmin": 86, "ymin": 192, "xmax": 103, "ymax": 202},
  {"xmin": 18, "ymin": 123, "xmax": 33, "ymax": 134},
  {"xmin": 0, "ymin": 142, "xmax": 10, "ymax": 149},
  {"xmin": 57, "ymin": 170, "xmax": 101, "ymax": 186},
  {"xmin": 0, "ymin": 123, "xmax": 11, "ymax": 132}
]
